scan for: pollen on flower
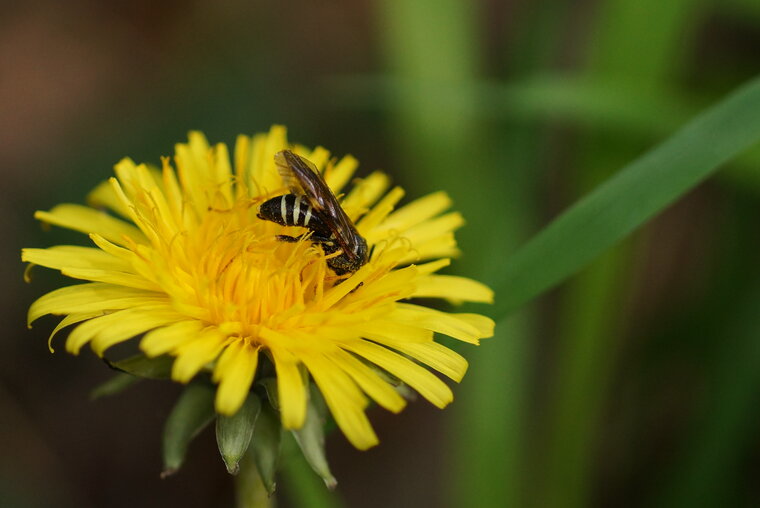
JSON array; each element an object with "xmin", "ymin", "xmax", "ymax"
[
  {"xmin": 22, "ymin": 125, "xmax": 495, "ymax": 450},
  {"xmin": 150, "ymin": 200, "xmax": 328, "ymax": 336}
]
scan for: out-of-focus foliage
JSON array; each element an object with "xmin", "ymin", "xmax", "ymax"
[{"xmin": 3, "ymin": 1, "xmax": 760, "ymax": 507}]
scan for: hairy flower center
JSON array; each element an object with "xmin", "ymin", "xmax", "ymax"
[{"xmin": 150, "ymin": 200, "xmax": 330, "ymax": 336}]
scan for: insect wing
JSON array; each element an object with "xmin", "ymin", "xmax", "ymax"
[
  {"xmin": 274, "ymin": 150, "xmax": 362, "ymax": 261},
  {"xmin": 273, "ymin": 150, "xmax": 307, "ymax": 195}
]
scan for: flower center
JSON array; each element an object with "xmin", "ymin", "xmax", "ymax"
[{"xmin": 151, "ymin": 200, "xmax": 330, "ymax": 336}]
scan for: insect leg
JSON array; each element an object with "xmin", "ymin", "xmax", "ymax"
[{"xmin": 275, "ymin": 235, "xmax": 301, "ymax": 243}]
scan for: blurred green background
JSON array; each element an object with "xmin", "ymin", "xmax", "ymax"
[{"xmin": 3, "ymin": 1, "xmax": 760, "ymax": 507}]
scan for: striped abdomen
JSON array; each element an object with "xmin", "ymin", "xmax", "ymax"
[{"xmin": 257, "ymin": 194, "xmax": 330, "ymax": 237}]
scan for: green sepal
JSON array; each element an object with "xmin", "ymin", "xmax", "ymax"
[
  {"xmin": 91, "ymin": 354, "xmax": 175, "ymax": 400},
  {"xmin": 216, "ymin": 393, "xmax": 261, "ymax": 475},
  {"xmin": 161, "ymin": 382, "xmax": 215, "ymax": 477},
  {"xmin": 105, "ymin": 353, "xmax": 174, "ymax": 379},
  {"xmin": 291, "ymin": 385, "xmax": 337, "ymax": 489},
  {"xmin": 259, "ymin": 377, "xmax": 280, "ymax": 410},
  {"xmin": 250, "ymin": 402, "xmax": 283, "ymax": 495},
  {"xmin": 90, "ymin": 372, "xmax": 141, "ymax": 400}
]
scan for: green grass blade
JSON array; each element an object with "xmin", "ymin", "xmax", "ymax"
[
  {"xmin": 447, "ymin": 0, "xmax": 569, "ymax": 504},
  {"xmin": 375, "ymin": 2, "xmax": 526, "ymax": 507},
  {"xmin": 537, "ymin": 2, "xmax": 703, "ymax": 506},
  {"xmin": 492, "ymin": 74, "xmax": 760, "ymax": 318},
  {"xmin": 539, "ymin": 244, "xmax": 632, "ymax": 507},
  {"xmin": 375, "ymin": 0, "xmax": 487, "ymax": 258},
  {"xmin": 586, "ymin": 0, "xmax": 701, "ymax": 86},
  {"xmin": 451, "ymin": 313, "xmax": 530, "ymax": 506}
]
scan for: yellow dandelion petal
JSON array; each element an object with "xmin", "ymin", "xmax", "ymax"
[
  {"xmin": 107, "ymin": 178, "xmax": 161, "ymax": 247},
  {"xmin": 213, "ymin": 340, "xmax": 260, "ymax": 415},
  {"xmin": 357, "ymin": 187, "xmax": 405, "ymax": 236},
  {"xmin": 347, "ymin": 264, "xmax": 419, "ymax": 303},
  {"xmin": 360, "ymin": 320, "xmax": 434, "ymax": 344},
  {"xmin": 119, "ymin": 162, "xmax": 183, "ymax": 239},
  {"xmin": 415, "ymin": 257, "xmax": 451, "ymax": 275},
  {"xmin": 90, "ymin": 308, "xmax": 186, "ymax": 356},
  {"xmin": 378, "ymin": 338, "xmax": 469, "ymax": 382},
  {"xmin": 302, "ymin": 146, "xmax": 331, "ymax": 172},
  {"xmin": 171, "ymin": 329, "xmax": 231, "ymax": 383},
  {"xmin": 341, "ymin": 171, "xmax": 391, "ymax": 220},
  {"xmin": 318, "ymin": 264, "xmax": 375, "ymax": 310},
  {"xmin": 323, "ymin": 154, "xmax": 358, "ymax": 194},
  {"xmin": 22, "ymin": 126, "xmax": 494, "ymax": 450},
  {"xmin": 87, "ymin": 179, "xmax": 131, "ymax": 219},
  {"xmin": 113, "ymin": 158, "xmax": 161, "ymax": 202},
  {"xmin": 249, "ymin": 125, "xmax": 287, "ymax": 194},
  {"xmin": 60, "ymin": 267, "xmax": 160, "ymax": 291},
  {"xmin": 343, "ymin": 340, "xmax": 454, "ymax": 409},
  {"xmin": 302, "ymin": 354, "xmax": 379, "ymax": 450},
  {"xmin": 28, "ymin": 283, "xmax": 164, "ymax": 326},
  {"xmin": 398, "ymin": 233, "xmax": 460, "ymax": 264},
  {"xmin": 449, "ymin": 313, "xmax": 496, "ymax": 338},
  {"xmin": 22, "ymin": 246, "xmax": 132, "ymax": 273},
  {"xmin": 390, "ymin": 303, "xmax": 494, "ymax": 344},
  {"xmin": 271, "ymin": 347, "xmax": 308, "ymax": 430},
  {"xmin": 160, "ymin": 157, "xmax": 187, "ymax": 228},
  {"xmin": 174, "ymin": 132, "xmax": 214, "ymax": 217},
  {"xmin": 400, "ymin": 212, "xmax": 465, "ymax": 247},
  {"xmin": 66, "ymin": 306, "xmax": 181, "ymax": 355},
  {"xmin": 48, "ymin": 312, "xmax": 105, "ymax": 353},
  {"xmin": 211, "ymin": 142, "xmax": 234, "ymax": 205},
  {"xmin": 233, "ymin": 134, "xmax": 251, "ymax": 196},
  {"xmin": 328, "ymin": 349, "xmax": 406, "ymax": 413},
  {"xmin": 140, "ymin": 320, "xmax": 204, "ymax": 357},
  {"xmin": 35, "ymin": 204, "xmax": 146, "ymax": 246},
  {"xmin": 88, "ymin": 235, "xmax": 158, "ymax": 286},
  {"xmin": 412, "ymin": 274, "xmax": 495, "ymax": 304},
  {"xmin": 375, "ymin": 190, "xmax": 453, "ymax": 233}
]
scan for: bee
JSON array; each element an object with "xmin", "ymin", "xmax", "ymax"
[{"xmin": 256, "ymin": 150, "xmax": 369, "ymax": 275}]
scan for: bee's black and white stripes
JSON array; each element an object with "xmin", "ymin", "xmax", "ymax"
[
  {"xmin": 258, "ymin": 194, "xmax": 330, "ymax": 236},
  {"xmin": 257, "ymin": 150, "xmax": 370, "ymax": 275}
]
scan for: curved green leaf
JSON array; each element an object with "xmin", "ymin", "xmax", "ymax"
[{"xmin": 492, "ymin": 75, "xmax": 760, "ymax": 318}]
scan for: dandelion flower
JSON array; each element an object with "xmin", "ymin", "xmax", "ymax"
[{"xmin": 23, "ymin": 126, "xmax": 494, "ymax": 451}]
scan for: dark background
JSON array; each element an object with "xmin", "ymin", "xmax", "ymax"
[{"xmin": 3, "ymin": 1, "xmax": 760, "ymax": 507}]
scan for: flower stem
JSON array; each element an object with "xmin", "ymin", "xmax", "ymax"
[{"xmin": 236, "ymin": 453, "xmax": 273, "ymax": 508}]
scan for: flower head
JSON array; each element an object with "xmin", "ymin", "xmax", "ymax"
[{"xmin": 23, "ymin": 126, "xmax": 494, "ymax": 450}]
